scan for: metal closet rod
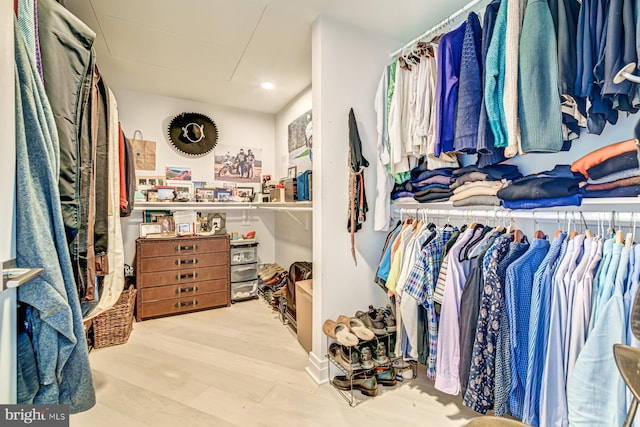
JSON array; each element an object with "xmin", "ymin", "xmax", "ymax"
[
  {"xmin": 389, "ymin": 0, "xmax": 487, "ymax": 59},
  {"xmin": 394, "ymin": 208, "xmax": 639, "ymax": 223}
]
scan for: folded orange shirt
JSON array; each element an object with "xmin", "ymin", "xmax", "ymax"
[{"xmin": 571, "ymin": 139, "xmax": 639, "ymax": 178}]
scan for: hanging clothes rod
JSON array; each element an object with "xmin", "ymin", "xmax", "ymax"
[
  {"xmin": 389, "ymin": 0, "xmax": 488, "ymax": 59},
  {"xmin": 393, "ymin": 207, "xmax": 639, "ymax": 224}
]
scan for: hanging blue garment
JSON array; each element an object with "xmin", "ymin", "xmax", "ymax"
[{"xmin": 14, "ymin": 21, "xmax": 95, "ymax": 412}]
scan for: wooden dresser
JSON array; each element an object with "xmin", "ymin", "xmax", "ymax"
[{"xmin": 135, "ymin": 235, "xmax": 230, "ymax": 321}]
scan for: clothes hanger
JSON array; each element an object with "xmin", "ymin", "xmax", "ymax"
[
  {"xmin": 580, "ymin": 211, "xmax": 594, "ymax": 238},
  {"xmin": 533, "ymin": 212, "xmax": 546, "ymax": 240},
  {"xmin": 554, "ymin": 211, "xmax": 562, "ymax": 239},
  {"xmin": 625, "ymin": 213, "xmax": 634, "ymax": 247}
]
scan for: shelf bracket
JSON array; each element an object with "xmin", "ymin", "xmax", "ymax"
[{"xmin": 284, "ymin": 210, "xmax": 306, "ymax": 229}]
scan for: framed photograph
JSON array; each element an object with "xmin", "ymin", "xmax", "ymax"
[
  {"xmin": 139, "ymin": 222, "xmax": 162, "ymax": 238},
  {"xmin": 207, "ymin": 213, "xmax": 227, "ymax": 235},
  {"xmin": 214, "ymin": 189, "xmax": 233, "ymax": 202},
  {"xmin": 155, "ymin": 186, "xmax": 176, "ymax": 201},
  {"xmin": 143, "ymin": 210, "xmax": 171, "ymax": 223},
  {"xmin": 157, "ymin": 216, "xmax": 174, "ymax": 233},
  {"xmin": 176, "ymin": 223, "xmax": 192, "ymax": 236},
  {"xmin": 237, "ymin": 187, "xmax": 254, "ymax": 201},
  {"xmin": 195, "ymin": 188, "xmax": 215, "ymax": 202},
  {"xmin": 287, "ymin": 166, "xmax": 297, "ymax": 179},
  {"xmin": 165, "ymin": 166, "xmax": 192, "ymax": 181},
  {"xmin": 137, "ymin": 176, "xmax": 165, "ymax": 188},
  {"xmin": 262, "ymin": 174, "xmax": 272, "ymax": 194},
  {"xmin": 146, "ymin": 189, "xmax": 158, "ymax": 202}
]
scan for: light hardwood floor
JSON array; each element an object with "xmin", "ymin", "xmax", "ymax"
[{"xmin": 70, "ymin": 299, "xmax": 479, "ymax": 427}]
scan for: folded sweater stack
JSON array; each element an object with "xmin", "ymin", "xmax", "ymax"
[
  {"xmin": 571, "ymin": 139, "xmax": 640, "ymax": 198},
  {"xmin": 497, "ymin": 165, "xmax": 585, "ymax": 209}
]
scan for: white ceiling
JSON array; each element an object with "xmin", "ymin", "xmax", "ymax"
[{"xmin": 65, "ymin": 0, "xmax": 471, "ymax": 114}]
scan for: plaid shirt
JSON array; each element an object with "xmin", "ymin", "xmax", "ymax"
[{"xmin": 404, "ymin": 227, "xmax": 456, "ymax": 380}]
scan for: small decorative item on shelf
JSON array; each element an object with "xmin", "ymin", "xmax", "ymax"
[{"xmin": 146, "ymin": 188, "xmax": 158, "ymax": 202}]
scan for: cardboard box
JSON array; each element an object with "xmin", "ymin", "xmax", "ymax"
[
  {"xmin": 295, "ymin": 279, "xmax": 313, "ymax": 352},
  {"xmin": 269, "ymin": 187, "xmax": 285, "ymax": 202}
]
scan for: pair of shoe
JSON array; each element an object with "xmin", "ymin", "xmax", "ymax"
[
  {"xmin": 374, "ymin": 366, "xmax": 397, "ymax": 386},
  {"xmin": 331, "ymin": 374, "xmax": 378, "ymax": 397},
  {"xmin": 262, "ymin": 271, "xmax": 288, "ymax": 287},
  {"xmin": 322, "ymin": 316, "xmax": 375, "ymax": 347},
  {"xmin": 328, "ymin": 342, "xmax": 390, "ymax": 371},
  {"xmin": 355, "ymin": 305, "xmax": 396, "ymax": 336},
  {"xmin": 258, "ymin": 264, "xmax": 285, "ymax": 281}
]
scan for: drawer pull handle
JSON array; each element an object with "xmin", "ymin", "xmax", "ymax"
[
  {"xmin": 176, "ymin": 286, "xmax": 198, "ymax": 295},
  {"xmin": 176, "ymin": 272, "xmax": 197, "ymax": 281},
  {"xmin": 175, "ymin": 258, "xmax": 198, "ymax": 266},
  {"xmin": 175, "ymin": 245, "xmax": 198, "ymax": 252},
  {"xmin": 176, "ymin": 299, "xmax": 197, "ymax": 309}
]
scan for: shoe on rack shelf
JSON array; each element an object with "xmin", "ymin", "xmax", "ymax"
[
  {"xmin": 336, "ymin": 315, "xmax": 375, "ymax": 341},
  {"xmin": 359, "ymin": 344, "xmax": 376, "ymax": 370},
  {"xmin": 378, "ymin": 306, "xmax": 396, "ymax": 333},
  {"xmin": 354, "ymin": 310, "xmax": 387, "ymax": 336},
  {"xmin": 373, "ymin": 342, "xmax": 389, "ymax": 365},
  {"xmin": 331, "ymin": 374, "xmax": 378, "ymax": 397},
  {"xmin": 328, "ymin": 343, "xmax": 360, "ymax": 371},
  {"xmin": 323, "ymin": 319, "xmax": 359, "ymax": 347},
  {"xmin": 374, "ymin": 367, "xmax": 397, "ymax": 386}
]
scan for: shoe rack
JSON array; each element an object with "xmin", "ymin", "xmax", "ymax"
[{"xmin": 325, "ymin": 333, "xmax": 417, "ymax": 407}]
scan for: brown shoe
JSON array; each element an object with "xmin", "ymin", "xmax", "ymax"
[
  {"xmin": 322, "ymin": 319, "xmax": 358, "ymax": 347},
  {"xmin": 331, "ymin": 374, "xmax": 378, "ymax": 396},
  {"xmin": 336, "ymin": 315, "xmax": 375, "ymax": 341}
]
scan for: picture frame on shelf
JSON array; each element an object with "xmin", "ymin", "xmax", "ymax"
[
  {"xmin": 195, "ymin": 188, "xmax": 215, "ymax": 202},
  {"xmin": 157, "ymin": 216, "xmax": 174, "ymax": 234},
  {"xmin": 143, "ymin": 210, "xmax": 171, "ymax": 223},
  {"xmin": 137, "ymin": 176, "xmax": 165, "ymax": 189},
  {"xmin": 167, "ymin": 180, "xmax": 193, "ymax": 201},
  {"xmin": 146, "ymin": 189, "xmax": 158, "ymax": 202},
  {"xmin": 207, "ymin": 213, "xmax": 227, "ymax": 235},
  {"xmin": 287, "ymin": 166, "xmax": 297, "ymax": 179},
  {"xmin": 139, "ymin": 222, "xmax": 162, "ymax": 238},
  {"xmin": 155, "ymin": 186, "xmax": 177, "ymax": 202},
  {"xmin": 176, "ymin": 223, "xmax": 192, "ymax": 236},
  {"xmin": 214, "ymin": 189, "xmax": 233, "ymax": 202},
  {"xmin": 237, "ymin": 187, "xmax": 254, "ymax": 201}
]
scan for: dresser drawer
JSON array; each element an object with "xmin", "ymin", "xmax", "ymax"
[
  {"xmin": 138, "ymin": 238, "xmax": 228, "ymax": 258},
  {"xmin": 141, "ymin": 252, "xmax": 228, "ymax": 273},
  {"xmin": 138, "ymin": 292, "xmax": 229, "ymax": 319},
  {"xmin": 139, "ymin": 265, "xmax": 228, "ymax": 288},
  {"xmin": 140, "ymin": 278, "xmax": 228, "ymax": 302}
]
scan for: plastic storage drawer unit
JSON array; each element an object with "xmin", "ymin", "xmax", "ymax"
[
  {"xmin": 230, "ymin": 244, "xmax": 258, "ymax": 265},
  {"xmin": 230, "ymin": 264, "xmax": 258, "ymax": 282},
  {"xmin": 231, "ymin": 280, "xmax": 259, "ymax": 302}
]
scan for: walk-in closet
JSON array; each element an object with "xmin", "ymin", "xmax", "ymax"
[{"xmin": 4, "ymin": 0, "xmax": 640, "ymax": 425}]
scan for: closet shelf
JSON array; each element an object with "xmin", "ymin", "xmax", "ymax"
[
  {"xmin": 133, "ymin": 201, "xmax": 312, "ymax": 212},
  {"xmin": 392, "ymin": 198, "xmax": 640, "ymax": 221}
]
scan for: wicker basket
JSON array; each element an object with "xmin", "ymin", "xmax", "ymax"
[{"xmin": 92, "ymin": 285, "xmax": 137, "ymax": 349}]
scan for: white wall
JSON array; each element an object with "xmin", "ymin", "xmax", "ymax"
[
  {"xmin": 273, "ymin": 87, "xmax": 313, "ymax": 268},
  {"xmin": 308, "ymin": 16, "xmax": 400, "ymax": 383},
  {"xmin": 112, "ymin": 88, "xmax": 278, "ymax": 265}
]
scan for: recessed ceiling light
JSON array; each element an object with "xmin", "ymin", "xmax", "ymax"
[{"xmin": 261, "ymin": 82, "xmax": 275, "ymax": 90}]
